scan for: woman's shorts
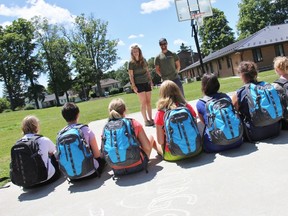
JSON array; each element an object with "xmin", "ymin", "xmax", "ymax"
[{"xmin": 135, "ymin": 82, "xmax": 152, "ymax": 93}]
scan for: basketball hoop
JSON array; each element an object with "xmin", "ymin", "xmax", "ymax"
[
  {"xmin": 195, "ymin": 15, "xmax": 204, "ymax": 27},
  {"xmin": 190, "ymin": 11, "xmax": 205, "ymax": 20},
  {"xmin": 174, "ymin": 0, "xmax": 213, "ymax": 75}
]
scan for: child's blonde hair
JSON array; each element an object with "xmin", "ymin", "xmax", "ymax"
[
  {"xmin": 108, "ymin": 98, "xmax": 126, "ymax": 119},
  {"xmin": 274, "ymin": 56, "xmax": 288, "ymax": 75},
  {"xmin": 156, "ymin": 80, "xmax": 186, "ymax": 110},
  {"xmin": 21, "ymin": 115, "xmax": 39, "ymax": 134}
]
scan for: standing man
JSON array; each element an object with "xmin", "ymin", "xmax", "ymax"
[{"xmin": 154, "ymin": 38, "xmax": 184, "ymax": 96}]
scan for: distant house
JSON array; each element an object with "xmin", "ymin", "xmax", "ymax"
[
  {"xmin": 180, "ymin": 23, "xmax": 288, "ymax": 78},
  {"xmin": 123, "ymin": 82, "xmax": 133, "ymax": 93},
  {"xmin": 42, "ymin": 94, "xmax": 68, "ymax": 108},
  {"xmin": 177, "ymin": 50, "xmax": 199, "ymax": 74},
  {"xmin": 25, "ymin": 90, "xmax": 81, "ymax": 109},
  {"xmin": 92, "ymin": 78, "xmax": 121, "ymax": 96}
]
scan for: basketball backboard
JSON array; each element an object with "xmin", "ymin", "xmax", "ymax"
[{"xmin": 175, "ymin": 0, "xmax": 213, "ymax": 22}]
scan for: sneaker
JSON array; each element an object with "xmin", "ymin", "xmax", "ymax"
[
  {"xmin": 145, "ymin": 121, "xmax": 152, "ymax": 127},
  {"xmin": 149, "ymin": 119, "xmax": 155, "ymax": 126}
]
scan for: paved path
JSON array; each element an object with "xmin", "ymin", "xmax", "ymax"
[{"xmin": 1, "ymin": 100, "xmax": 288, "ymax": 216}]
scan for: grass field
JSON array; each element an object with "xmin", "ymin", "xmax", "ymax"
[{"xmin": 0, "ymin": 70, "xmax": 278, "ymax": 186}]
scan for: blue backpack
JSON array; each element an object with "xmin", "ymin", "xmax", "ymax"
[
  {"xmin": 101, "ymin": 118, "xmax": 147, "ymax": 175},
  {"xmin": 56, "ymin": 124, "xmax": 95, "ymax": 180},
  {"xmin": 245, "ymin": 82, "xmax": 283, "ymax": 127},
  {"xmin": 202, "ymin": 95, "xmax": 243, "ymax": 145},
  {"xmin": 164, "ymin": 106, "xmax": 202, "ymax": 157}
]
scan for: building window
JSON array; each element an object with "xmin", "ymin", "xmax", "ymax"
[
  {"xmin": 226, "ymin": 57, "xmax": 231, "ymax": 68},
  {"xmin": 218, "ymin": 59, "xmax": 222, "ymax": 70},
  {"xmin": 252, "ymin": 48, "xmax": 263, "ymax": 62},
  {"xmin": 275, "ymin": 44, "xmax": 285, "ymax": 56}
]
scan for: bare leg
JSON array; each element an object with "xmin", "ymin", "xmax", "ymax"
[
  {"xmin": 145, "ymin": 91, "xmax": 153, "ymax": 121},
  {"xmin": 137, "ymin": 92, "xmax": 148, "ymax": 122}
]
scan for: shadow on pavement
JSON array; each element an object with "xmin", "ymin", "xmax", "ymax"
[
  {"xmin": 18, "ymin": 176, "xmax": 66, "ymax": 201},
  {"xmin": 175, "ymin": 152, "xmax": 216, "ymax": 169},
  {"xmin": 114, "ymin": 156, "xmax": 163, "ymax": 187},
  {"xmin": 220, "ymin": 142, "xmax": 258, "ymax": 157},
  {"xmin": 67, "ymin": 172, "xmax": 111, "ymax": 193},
  {"xmin": 264, "ymin": 131, "xmax": 288, "ymax": 145}
]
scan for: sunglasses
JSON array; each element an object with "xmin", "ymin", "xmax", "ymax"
[{"xmin": 160, "ymin": 43, "xmax": 167, "ymax": 46}]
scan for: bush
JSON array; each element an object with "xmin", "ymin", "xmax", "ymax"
[
  {"xmin": 109, "ymin": 88, "xmax": 119, "ymax": 95},
  {"xmin": 0, "ymin": 98, "xmax": 10, "ymax": 113},
  {"xmin": 24, "ymin": 104, "xmax": 35, "ymax": 110},
  {"xmin": 90, "ymin": 93, "xmax": 97, "ymax": 98},
  {"xmin": 3, "ymin": 109, "xmax": 12, "ymax": 113},
  {"xmin": 14, "ymin": 106, "xmax": 24, "ymax": 111}
]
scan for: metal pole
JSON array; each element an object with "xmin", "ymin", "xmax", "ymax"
[{"xmin": 191, "ymin": 19, "xmax": 205, "ymax": 75}]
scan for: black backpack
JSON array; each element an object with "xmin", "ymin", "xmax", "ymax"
[{"xmin": 10, "ymin": 135, "xmax": 48, "ymax": 187}]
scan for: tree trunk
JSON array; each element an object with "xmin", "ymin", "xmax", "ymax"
[
  {"xmin": 3, "ymin": 77, "xmax": 15, "ymax": 111},
  {"xmin": 96, "ymin": 80, "xmax": 102, "ymax": 97},
  {"xmin": 55, "ymin": 92, "xmax": 60, "ymax": 106},
  {"xmin": 65, "ymin": 91, "xmax": 69, "ymax": 102},
  {"xmin": 29, "ymin": 77, "xmax": 40, "ymax": 109}
]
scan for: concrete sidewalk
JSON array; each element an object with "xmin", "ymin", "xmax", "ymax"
[{"xmin": 1, "ymin": 100, "xmax": 288, "ymax": 216}]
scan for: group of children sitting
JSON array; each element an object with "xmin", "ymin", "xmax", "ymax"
[{"xmin": 9, "ymin": 56, "xmax": 288, "ymax": 189}]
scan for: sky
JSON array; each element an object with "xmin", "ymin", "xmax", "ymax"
[{"xmin": 0, "ymin": 0, "xmax": 240, "ymax": 97}]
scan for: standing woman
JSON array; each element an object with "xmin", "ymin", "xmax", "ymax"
[{"xmin": 128, "ymin": 45, "xmax": 154, "ymax": 127}]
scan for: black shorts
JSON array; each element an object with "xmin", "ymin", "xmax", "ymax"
[{"xmin": 135, "ymin": 82, "xmax": 152, "ymax": 93}]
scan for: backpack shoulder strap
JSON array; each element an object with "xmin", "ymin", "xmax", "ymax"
[
  {"xmin": 73, "ymin": 124, "xmax": 88, "ymax": 129},
  {"xmin": 274, "ymin": 78, "xmax": 288, "ymax": 86},
  {"xmin": 200, "ymin": 95, "xmax": 212, "ymax": 103},
  {"xmin": 123, "ymin": 118, "xmax": 136, "ymax": 134}
]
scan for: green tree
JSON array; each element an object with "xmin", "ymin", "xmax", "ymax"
[
  {"xmin": 33, "ymin": 17, "xmax": 72, "ymax": 106},
  {"xmin": 26, "ymin": 84, "xmax": 46, "ymax": 104},
  {"xmin": 65, "ymin": 14, "xmax": 119, "ymax": 96},
  {"xmin": 237, "ymin": 0, "xmax": 272, "ymax": 40},
  {"xmin": 0, "ymin": 97, "xmax": 10, "ymax": 113},
  {"xmin": 115, "ymin": 62, "xmax": 129, "ymax": 86},
  {"xmin": 178, "ymin": 43, "xmax": 190, "ymax": 52},
  {"xmin": 10, "ymin": 18, "xmax": 43, "ymax": 109},
  {"xmin": 270, "ymin": 0, "xmax": 288, "ymax": 25},
  {"xmin": 199, "ymin": 8, "xmax": 235, "ymax": 57},
  {"xmin": 237, "ymin": 0, "xmax": 288, "ymax": 40},
  {"xmin": 0, "ymin": 21, "xmax": 28, "ymax": 110},
  {"xmin": 102, "ymin": 70, "xmax": 117, "ymax": 80},
  {"xmin": 147, "ymin": 57, "xmax": 161, "ymax": 85}
]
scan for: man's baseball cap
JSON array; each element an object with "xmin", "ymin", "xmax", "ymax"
[{"xmin": 159, "ymin": 38, "xmax": 167, "ymax": 45}]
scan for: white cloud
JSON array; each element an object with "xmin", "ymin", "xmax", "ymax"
[
  {"xmin": 128, "ymin": 35, "xmax": 137, "ymax": 39},
  {"xmin": 0, "ymin": 0, "xmax": 75, "ymax": 25},
  {"xmin": 211, "ymin": 0, "xmax": 217, "ymax": 4},
  {"xmin": 117, "ymin": 40, "xmax": 125, "ymax": 46},
  {"xmin": 0, "ymin": 21, "xmax": 12, "ymax": 28},
  {"xmin": 128, "ymin": 34, "xmax": 144, "ymax": 39},
  {"xmin": 140, "ymin": 0, "xmax": 173, "ymax": 14},
  {"xmin": 174, "ymin": 39, "xmax": 187, "ymax": 46},
  {"xmin": 129, "ymin": 43, "xmax": 142, "ymax": 50}
]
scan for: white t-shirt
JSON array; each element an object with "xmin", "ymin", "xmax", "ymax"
[{"xmin": 22, "ymin": 134, "xmax": 56, "ymax": 181}]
